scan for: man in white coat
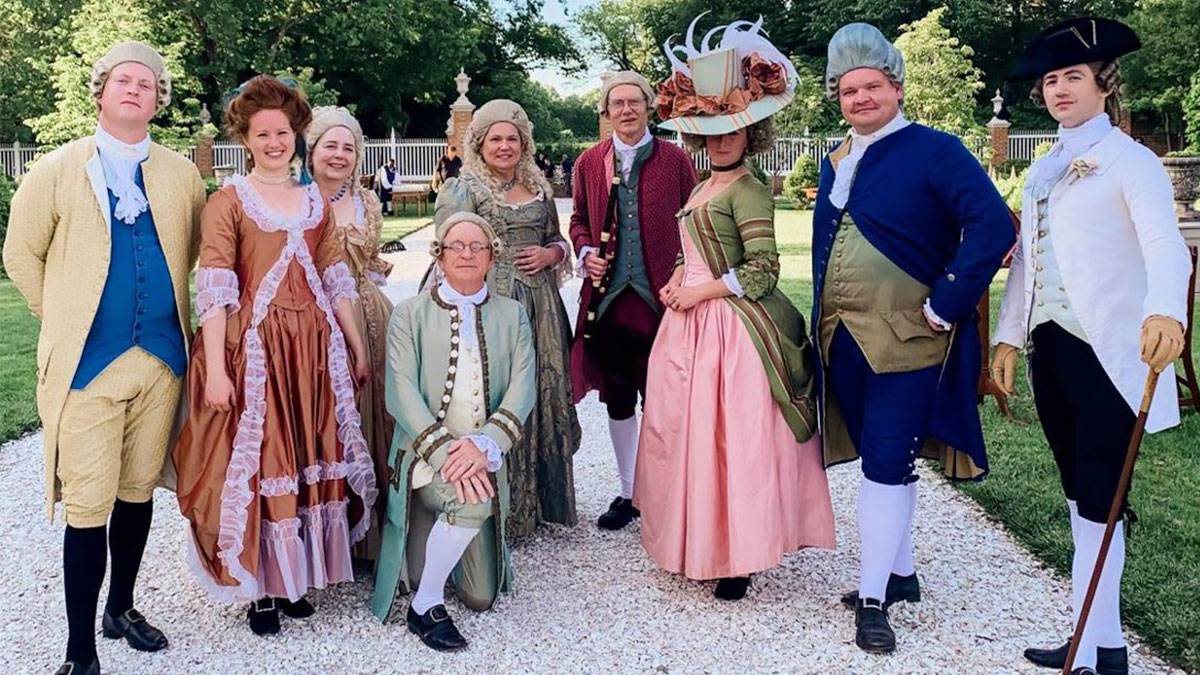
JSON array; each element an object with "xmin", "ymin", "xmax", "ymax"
[{"xmin": 993, "ymin": 17, "xmax": 1192, "ymax": 675}]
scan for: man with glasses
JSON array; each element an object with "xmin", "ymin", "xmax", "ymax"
[
  {"xmin": 568, "ymin": 71, "xmax": 697, "ymax": 531},
  {"xmin": 372, "ymin": 211, "xmax": 535, "ymax": 651}
]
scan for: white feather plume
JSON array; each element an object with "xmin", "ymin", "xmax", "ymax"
[{"xmin": 661, "ymin": 13, "xmax": 797, "ymax": 87}]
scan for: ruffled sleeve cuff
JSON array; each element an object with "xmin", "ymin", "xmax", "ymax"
[
  {"xmin": 321, "ymin": 261, "xmax": 360, "ymax": 304},
  {"xmin": 465, "ymin": 434, "xmax": 504, "ymax": 472},
  {"xmin": 195, "ymin": 266, "xmax": 241, "ymax": 324}
]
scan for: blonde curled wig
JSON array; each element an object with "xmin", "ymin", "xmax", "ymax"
[
  {"xmin": 462, "ymin": 99, "xmax": 553, "ymax": 204},
  {"xmin": 681, "ymin": 117, "xmax": 776, "ymax": 157},
  {"xmin": 1030, "ymin": 60, "xmax": 1124, "ymax": 124}
]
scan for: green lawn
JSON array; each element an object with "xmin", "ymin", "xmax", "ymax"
[
  {"xmin": 380, "ymin": 213, "xmax": 432, "ymax": 243},
  {"xmin": 0, "ymin": 278, "xmax": 41, "ymax": 442},
  {"xmin": 774, "ymin": 209, "xmax": 1200, "ymax": 671}
]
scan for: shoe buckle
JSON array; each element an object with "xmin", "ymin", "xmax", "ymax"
[
  {"xmin": 62, "ymin": 665, "xmax": 75, "ymax": 675},
  {"xmin": 429, "ymin": 605, "xmax": 450, "ymax": 622},
  {"xmin": 862, "ymin": 598, "xmax": 884, "ymax": 611},
  {"xmin": 124, "ymin": 608, "xmax": 146, "ymax": 624},
  {"xmin": 253, "ymin": 598, "xmax": 277, "ymax": 612}
]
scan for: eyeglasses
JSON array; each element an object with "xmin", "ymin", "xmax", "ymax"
[
  {"xmin": 444, "ymin": 241, "xmax": 490, "ymax": 253},
  {"xmin": 608, "ymin": 98, "xmax": 646, "ymax": 112}
]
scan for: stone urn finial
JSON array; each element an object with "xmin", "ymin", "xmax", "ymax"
[
  {"xmin": 1161, "ymin": 156, "xmax": 1200, "ymax": 219},
  {"xmin": 453, "ymin": 69, "xmax": 473, "ymax": 109}
]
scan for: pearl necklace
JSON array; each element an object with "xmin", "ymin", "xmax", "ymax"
[{"xmin": 250, "ymin": 168, "xmax": 292, "ymax": 185}]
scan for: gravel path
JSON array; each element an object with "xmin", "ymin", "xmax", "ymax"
[{"xmin": 0, "ymin": 202, "xmax": 1183, "ymax": 673}]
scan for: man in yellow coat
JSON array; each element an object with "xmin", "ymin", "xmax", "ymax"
[{"xmin": 3, "ymin": 42, "xmax": 204, "ymax": 675}]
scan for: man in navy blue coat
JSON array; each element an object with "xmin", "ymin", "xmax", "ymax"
[{"xmin": 812, "ymin": 23, "xmax": 1015, "ymax": 654}]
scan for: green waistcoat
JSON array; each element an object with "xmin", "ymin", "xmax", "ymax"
[
  {"xmin": 818, "ymin": 214, "xmax": 949, "ymax": 373},
  {"xmin": 598, "ymin": 142, "xmax": 658, "ymax": 318}
]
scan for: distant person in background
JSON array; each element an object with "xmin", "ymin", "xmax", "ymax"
[
  {"xmin": 376, "ymin": 158, "xmax": 396, "ymax": 215},
  {"xmin": 431, "ymin": 145, "xmax": 462, "ymax": 197},
  {"xmin": 560, "ymin": 154, "xmax": 574, "ymax": 196}
]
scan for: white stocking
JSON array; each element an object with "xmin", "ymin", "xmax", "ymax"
[
  {"xmin": 411, "ymin": 520, "xmax": 479, "ymax": 615},
  {"xmin": 609, "ymin": 415, "xmax": 639, "ymax": 499},
  {"xmin": 857, "ymin": 477, "xmax": 911, "ymax": 602}
]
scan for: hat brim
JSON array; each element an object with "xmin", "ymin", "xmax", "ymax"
[
  {"xmin": 1007, "ymin": 17, "xmax": 1140, "ymax": 81},
  {"xmin": 659, "ymin": 92, "xmax": 793, "ymax": 135}
]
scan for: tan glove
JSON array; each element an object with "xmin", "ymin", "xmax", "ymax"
[
  {"xmin": 991, "ymin": 343, "xmax": 1019, "ymax": 396},
  {"xmin": 1140, "ymin": 315, "xmax": 1186, "ymax": 373}
]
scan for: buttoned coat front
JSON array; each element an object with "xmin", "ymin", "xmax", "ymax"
[
  {"xmin": 2, "ymin": 137, "xmax": 205, "ymax": 518},
  {"xmin": 995, "ymin": 128, "xmax": 1192, "ymax": 433}
]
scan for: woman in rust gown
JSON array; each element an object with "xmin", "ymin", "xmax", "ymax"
[{"xmin": 172, "ymin": 76, "xmax": 377, "ymax": 635}]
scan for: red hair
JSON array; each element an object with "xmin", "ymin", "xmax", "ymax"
[{"xmin": 223, "ymin": 75, "xmax": 312, "ymax": 167}]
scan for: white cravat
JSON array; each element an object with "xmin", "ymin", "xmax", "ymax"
[
  {"xmin": 829, "ymin": 113, "xmax": 911, "ymax": 210},
  {"xmin": 94, "ymin": 124, "xmax": 151, "ymax": 225},
  {"xmin": 438, "ymin": 280, "xmax": 488, "ymax": 350},
  {"xmin": 1028, "ymin": 113, "xmax": 1112, "ymax": 196},
  {"xmin": 612, "ymin": 128, "xmax": 652, "ymax": 182}
]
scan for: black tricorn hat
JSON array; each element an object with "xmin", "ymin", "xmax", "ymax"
[{"xmin": 1008, "ymin": 17, "xmax": 1141, "ymax": 81}]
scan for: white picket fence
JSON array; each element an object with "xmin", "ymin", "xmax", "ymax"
[{"xmin": 1, "ymin": 131, "xmax": 1059, "ymax": 180}]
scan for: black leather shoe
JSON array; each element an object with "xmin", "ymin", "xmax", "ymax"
[
  {"xmin": 53, "ymin": 658, "xmax": 99, "ymax": 675},
  {"xmin": 1024, "ymin": 641, "xmax": 1128, "ymax": 674},
  {"xmin": 714, "ymin": 576, "xmax": 751, "ymax": 601},
  {"xmin": 101, "ymin": 608, "xmax": 168, "ymax": 652},
  {"xmin": 277, "ymin": 596, "xmax": 316, "ymax": 619},
  {"xmin": 855, "ymin": 598, "xmax": 896, "ymax": 654},
  {"xmin": 840, "ymin": 573, "xmax": 921, "ymax": 609},
  {"xmin": 597, "ymin": 497, "xmax": 640, "ymax": 530},
  {"xmin": 406, "ymin": 603, "xmax": 468, "ymax": 652},
  {"xmin": 247, "ymin": 598, "xmax": 280, "ymax": 636},
  {"xmin": 1073, "ymin": 669, "xmax": 1098, "ymax": 675}
]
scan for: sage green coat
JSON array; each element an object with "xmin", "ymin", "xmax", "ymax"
[{"xmin": 370, "ymin": 286, "xmax": 536, "ymax": 622}]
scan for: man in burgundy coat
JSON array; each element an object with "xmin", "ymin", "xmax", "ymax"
[{"xmin": 569, "ymin": 70, "xmax": 697, "ymax": 529}]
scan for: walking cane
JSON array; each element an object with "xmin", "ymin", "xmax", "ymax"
[{"xmin": 1060, "ymin": 368, "xmax": 1160, "ymax": 675}]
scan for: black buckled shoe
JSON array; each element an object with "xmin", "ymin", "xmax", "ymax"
[
  {"xmin": 597, "ymin": 497, "xmax": 640, "ymax": 530},
  {"xmin": 1073, "ymin": 669, "xmax": 1098, "ymax": 675},
  {"xmin": 1024, "ymin": 641, "xmax": 1128, "ymax": 674},
  {"xmin": 53, "ymin": 658, "xmax": 100, "ymax": 675},
  {"xmin": 855, "ymin": 598, "xmax": 896, "ymax": 654},
  {"xmin": 406, "ymin": 603, "xmax": 468, "ymax": 652},
  {"xmin": 714, "ymin": 576, "xmax": 751, "ymax": 601},
  {"xmin": 247, "ymin": 598, "xmax": 280, "ymax": 636},
  {"xmin": 277, "ymin": 596, "xmax": 316, "ymax": 619},
  {"xmin": 101, "ymin": 608, "xmax": 168, "ymax": 652},
  {"xmin": 840, "ymin": 573, "xmax": 922, "ymax": 610}
]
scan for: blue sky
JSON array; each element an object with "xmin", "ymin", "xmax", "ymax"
[{"xmin": 530, "ymin": 0, "xmax": 604, "ymax": 96}]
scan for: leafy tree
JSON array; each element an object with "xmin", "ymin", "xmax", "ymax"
[
  {"xmin": 1123, "ymin": 0, "xmax": 1200, "ymax": 149},
  {"xmin": 0, "ymin": 0, "xmax": 82, "ymax": 140},
  {"xmin": 24, "ymin": 0, "xmax": 209, "ymax": 150},
  {"xmin": 574, "ymin": 0, "xmax": 660, "ymax": 74},
  {"xmin": 1183, "ymin": 71, "xmax": 1200, "ymax": 153},
  {"xmin": 895, "ymin": 7, "xmax": 985, "ymax": 140},
  {"xmin": 773, "ymin": 56, "xmax": 841, "ymax": 136}
]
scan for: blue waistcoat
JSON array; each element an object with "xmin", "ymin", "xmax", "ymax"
[{"xmin": 71, "ymin": 167, "xmax": 186, "ymax": 389}]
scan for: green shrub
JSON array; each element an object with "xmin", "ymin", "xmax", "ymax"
[
  {"xmin": 1184, "ymin": 70, "xmax": 1200, "ymax": 153},
  {"xmin": 992, "ymin": 166, "xmax": 1028, "ymax": 212},
  {"xmin": 748, "ymin": 158, "xmax": 769, "ymax": 186},
  {"xmin": 0, "ymin": 174, "xmax": 14, "ymax": 278},
  {"xmin": 782, "ymin": 155, "xmax": 819, "ymax": 208}
]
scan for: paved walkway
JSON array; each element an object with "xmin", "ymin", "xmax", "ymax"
[{"xmin": 0, "ymin": 201, "xmax": 1182, "ymax": 673}]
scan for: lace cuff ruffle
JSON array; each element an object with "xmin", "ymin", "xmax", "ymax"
[{"xmin": 196, "ymin": 267, "xmax": 241, "ymax": 323}]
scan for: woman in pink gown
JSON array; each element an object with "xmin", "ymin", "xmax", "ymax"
[{"xmin": 635, "ymin": 16, "xmax": 835, "ymax": 600}]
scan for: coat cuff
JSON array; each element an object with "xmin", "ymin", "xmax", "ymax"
[
  {"xmin": 576, "ymin": 245, "xmax": 598, "ymax": 278},
  {"xmin": 480, "ymin": 408, "xmax": 524, "ymax": 454},
  {"xmin": 195, "ymin": 267, "xmax": 241, "ymax": 324},
  {"xmin": 412, "ymin": 421, "xmax": 454, "ymax": 461}
]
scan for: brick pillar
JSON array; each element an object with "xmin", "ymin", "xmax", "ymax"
[
  {"xmin": 598, "ymin": 71, "xmax": 613, "ymax": 139},
  {"xmin": 986, "ymin": 89, "xmax": 1010, "ymax": 169},
  {"xmin": 448, "ymin": 69, "xmax": 476, "ymax": 153},
  {"xmin": 195, "ymin": 134, "xmax": 214, "ymax": 178},
  {"xmin": 987, "ymin": 119, "xmax": 1010, "ymax": 168},
  {"xmin": 1119, "ymin": 104, "xmax": 1133, "ymax": 136}
]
